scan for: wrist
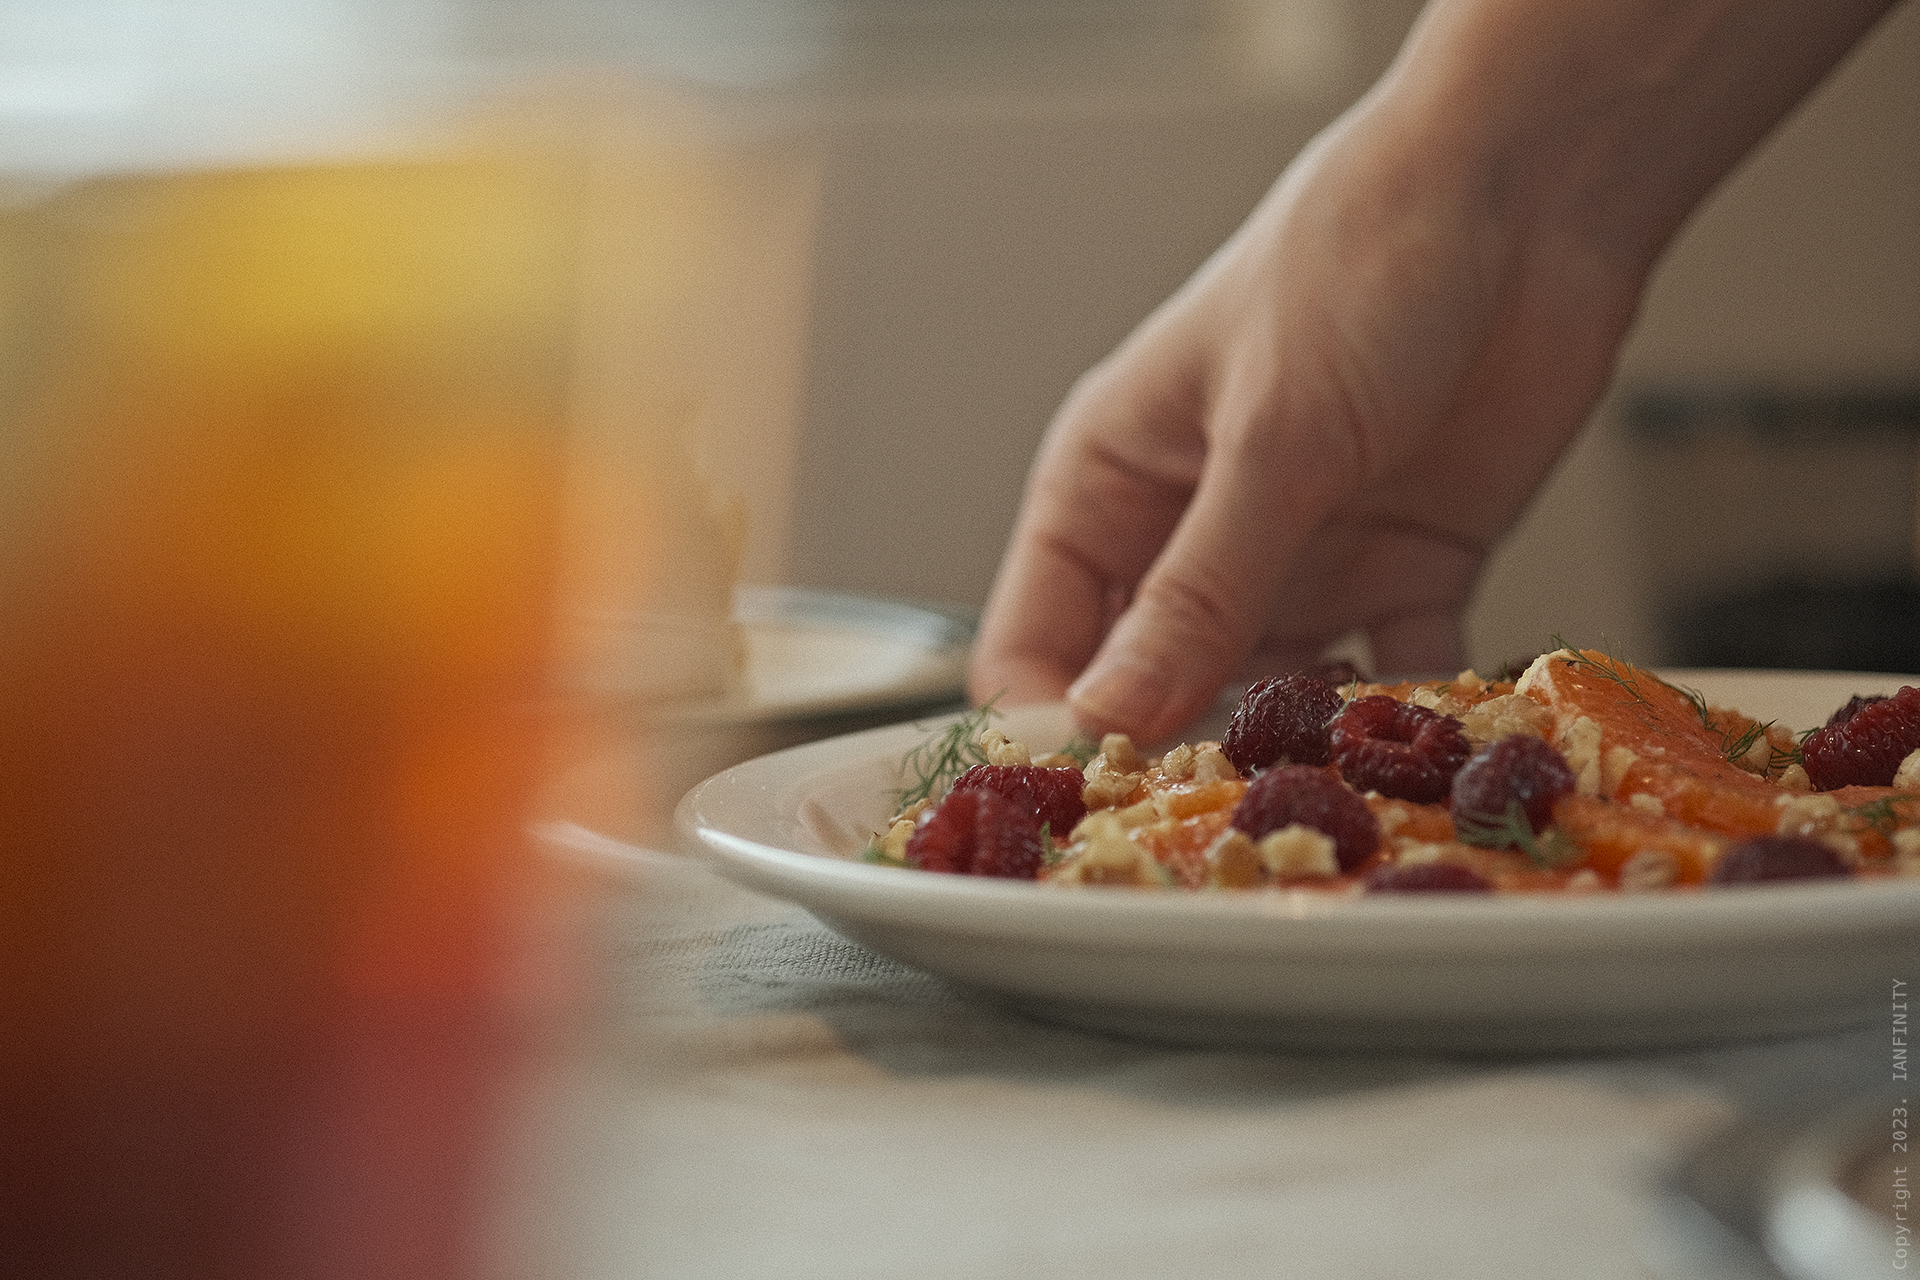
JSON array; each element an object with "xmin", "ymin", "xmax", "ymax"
[{"xmin": 1371, "ymin": 0, "xmax": 1899, "ymax": 277}]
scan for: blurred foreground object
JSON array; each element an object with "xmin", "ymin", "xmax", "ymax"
[{"xmin": 0, "ymin": 122, "xmax": 587, "ymax": 1278}]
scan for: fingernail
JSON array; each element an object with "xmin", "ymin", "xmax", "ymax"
[{"xmin": 1067, "ymin": 652, "xmax": 1166, "ymax": 736}]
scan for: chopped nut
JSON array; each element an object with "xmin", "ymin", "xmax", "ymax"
[
  {"xmin": 1082, "ymin": 751, "xmax": 1145, "ymax": 809},
  {"xmin": 1256, "ymin": 825, "xmax": 1339, "ymax": 879},
  {"xmin": 1618, "ymin": 848, "xmax": 1677, "ymax": 892},
  {"xmin": 1775, "ymin": 762, "xmax": 1812, "ymax": 793},
  {"xmin": 1895, "ymin": 749, "xmax": 1920, "ymax": 791},
  {"xmin": 980, "ymin": 729, "xmax": 1030, "ymax": 767},
  {"xmin": 1157, "ymin": 743, "xmax": 1197, "ymax": 781},
  {"xmin": 1191, "ymin": 743, "xmax": 1237, "ymax": 784},
  {"xmin": 1031, "ymin": 751, "xmax": 1079, "ymax": 769},
  {"xmin": 1564, "ymin": 869, "xmax": 1603, "ymax": 893},
  {"xmin": 1050, "ymin": 810, "xmax": 1166, "ymax": 886},
  {"xmin": 1203, "ymin": 829, "xmax": 1264, "ymax": 888},
  {"xmin": 1099, "ymin": 732, "xmax": 1142, "ymax": 774},
  {"xmin": 878, "ymin": 816, "xmax": 916, "ymax": 862}
]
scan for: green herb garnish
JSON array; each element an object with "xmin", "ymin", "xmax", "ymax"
[
  {"xmin": 893, "ymin": 696, "xmax": 1002, "ymax": 810},
  {"xmin": 1453, "ymin": 800, "xmax": 1582, "ymax": 870},
  {"xmin": 1841, "ymin": 793, "xmax": 1920, "ymax": 837},
  {"xmin": 1057, "ymin": 733, "xmax": 1101, "ymax": 768}
]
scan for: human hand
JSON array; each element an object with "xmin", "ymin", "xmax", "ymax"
[{"xmin": 969, "ymin": 0, "xmax": 1897, "ymax": 745}]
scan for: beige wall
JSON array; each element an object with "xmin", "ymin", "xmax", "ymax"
[
  {"xmin": 694, "ymin": 0, "xmax": 1918, "ymax": 674},
  {"xmin": 1469, "ymin": 0, "xmax": 1920, "ymax": 669}
]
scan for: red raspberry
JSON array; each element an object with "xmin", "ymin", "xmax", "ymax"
[
  {"xmin": 1229, "ymin": 765, "xmax": 1379, "ymax": 872},
  {"xmin": 949, "ymin": 764, "xmax": 1087, "ymax": 838},
  {"xmin": 1221, "ymin": 674, "xmax": 1344, "ymax": 773},
  {"xmin": 1328, "ymin": 695, "xmax": 1471, "ymax": 803},
  {"xmin": 1708, "ymin": 834, "xmax": 1852, "ymax": 884},
  {"xmin": 1826, "ymin": 693, "xmax": 1886, "ymax": 727},
  {"xmin": 904, "ymin": 788, "xmax": 1045, "ymax": 879},
  {"xmin": 1800, "ymin": 685, "xmax": 1920, "ymax": 790},
  {"xmin": 1362, "ymin": 861, "xmax": 1493, "ymax": 893},
  {"xmin": 1449, "ymin": 736, "xmax": 1576, "ymax": 845}
]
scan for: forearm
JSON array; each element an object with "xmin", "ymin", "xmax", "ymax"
[{"xmin": 1377, "ymin": 0, "xmax": 1902, "ymax": 276}]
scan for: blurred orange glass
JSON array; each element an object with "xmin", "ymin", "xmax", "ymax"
[{"xmin": 0, "ymin": 141, "xmax": 587, "ymax": 1278}]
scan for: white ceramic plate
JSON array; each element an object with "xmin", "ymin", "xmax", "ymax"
[
  {"xmin": 672, "ymin": 670, "xmax": 1920, "ymax": 1053},
  {"xmin": 658, "ymin": 586, "xmax": 973, "ymax": 726}
]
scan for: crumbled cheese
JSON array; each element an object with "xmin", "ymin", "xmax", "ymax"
[
  {"xmin": 1601, "ymin": 746, "xmax": 1639, "ymax": 797},
  {"xmin": 1627, "ymin": 792, "xmax": 1665, "ymax": 815},
  {"xmin": 1618, "ymin": 848, "xmax": 1677, "ymax": 892},
  {"xmin": 1459, "ymin": 692, "xmax": 1553, "ymax": 746},
  {"xmin": 1776, "ymin": 793, "xmax": 1843, "ymax": 839},
  {"xmin": 1895, "ymin": 749, "xmax": 1920, "ymax": 791},
  {"xmin": 1892, "ymin": 829, "xmax": 1920, "ymax": 877},
  {"xmin": 1513, "ymin": 649, "xmax": 1573, "ymax": 697},
  {"xmin": 1394, "ymin": 841, "xmax": 1449, "ymax": 866},
  {"xmin": 1557, "ymin": 715, "xmax": 1605, "ymax": 798}
]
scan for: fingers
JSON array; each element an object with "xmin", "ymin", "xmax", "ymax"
[
  {"xmin": 1065, "ymin": 394, "xmax": 1365, "ymax": 742},
  {"xmin": 969, "ymin": 357, "xmax": 1204, "ymax": 715}
]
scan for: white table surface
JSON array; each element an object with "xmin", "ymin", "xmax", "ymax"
[{"xmin": 493, "ymin": 830, "xmax": 1898, "ymax": 1280}]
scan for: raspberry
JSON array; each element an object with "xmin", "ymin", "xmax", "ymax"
[
  {"xmin": 1449, "ymin": 735, "xmax": 1577, "ymax": 845},
  {"xmin": 949, "ymin": 763, "xmax": 1087, "ymax": 838},
  {"xmin": 1229, "ymin": 765, "xmax": 1380, "ymax": 872},
  {"xmin": 1328, "ymin": 695, "xmax": 1471, "ymax": 803},
  {"xmin": 1826, "ymin": 693, "xmax": 1886, "ymax": 727},
  {"xmin": 904, "ymin": 788, "xmax": 1045, "ymax": 879},
  {"xmin": 1799, "ymin": 685, "xmax": 1920, "ymax": 790},
  {"xmin": 1708, "ymin": 834, "xmax": 1852, "ymax": 884},
  {"xmin": 1362, "ymin": 861, "xmax": 1493, "ymax": 893},
  {"xmin": 1220, "ymin": 674, "xmax": 1344, "ymax": 773}
]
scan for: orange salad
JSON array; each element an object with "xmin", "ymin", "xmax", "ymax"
[{"xmin": 870, "ymin": 649, "xmax": 1920, "ymax": 893}]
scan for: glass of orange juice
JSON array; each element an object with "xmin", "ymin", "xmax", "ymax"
[{"xmin": 0, "ymin": 69, "xmax": 605, "ymax": 1279}]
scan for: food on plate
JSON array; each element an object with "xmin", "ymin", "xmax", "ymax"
[{"xmin": 865, "ymin": 647, "xmax": 1920, "ymax": 893}]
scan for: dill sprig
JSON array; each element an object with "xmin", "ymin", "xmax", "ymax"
[
  {"xmin": 1841, "ymin": 793, "xmax": 1920, "ymax": 837},
  {"xmin": 1720, "ymin": 718, "xmax": 1770, "ymax": 765},
  {"xmin": 1551, "ymin": 642, "xmax": 1660, "ymax": 723},
  {"xmin": 893, "ymin": 697, "xmax": 1002, "ymax": 810},
  {"xmin": 1057, "ymin": 733, "xmax": 1101, "ymax": 767},
  {"xmin": 1453, "ymin": 801, "xmax": 1583, "ymax": 870}
]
